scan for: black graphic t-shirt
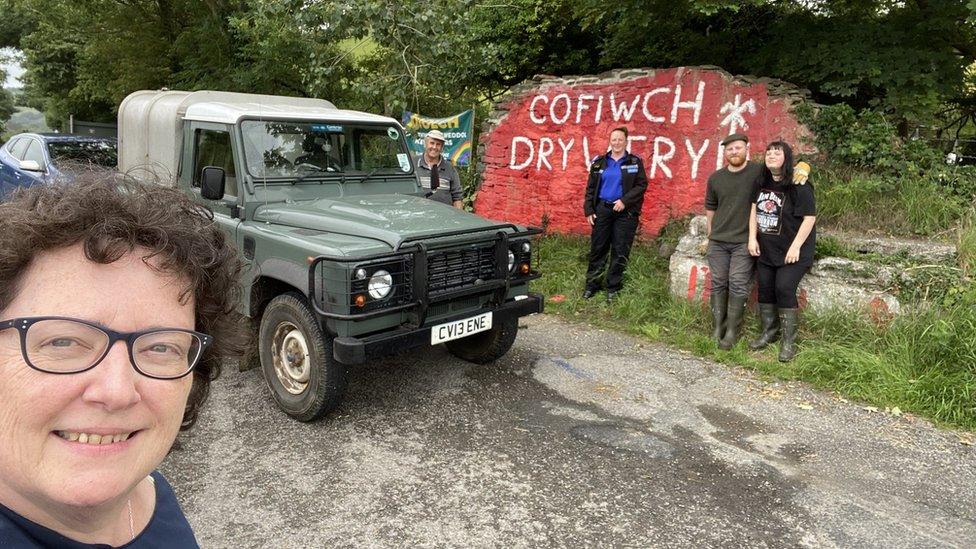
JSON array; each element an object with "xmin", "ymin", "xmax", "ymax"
[{"xmin": 754, "ymin": 180, "xmax": 816, "ymax": 266}]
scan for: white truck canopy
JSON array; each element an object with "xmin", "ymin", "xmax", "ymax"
[{"xmin": 118, "ymin": 90, "xmax": 393, "ymax": 185}]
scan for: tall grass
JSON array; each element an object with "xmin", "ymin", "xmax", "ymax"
[
  {"xmin": 814, "ymin": 165, "xmax": 966, "ymax": 237},
  {"xmin": 537, "ymin": 234, "xmax": 976, "ymax": 430},
  {"xmin": 958, "ymin": 209, "xmax": 976, "ymax": 278}
]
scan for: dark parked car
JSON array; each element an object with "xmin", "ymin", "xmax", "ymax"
[{"xmin": 0, "ymin": 133, "xmax": 117, "ymax": 196}]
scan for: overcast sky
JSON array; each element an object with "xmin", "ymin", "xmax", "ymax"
[{"xmin": 2, "ymin": 48, "xmax": 24, "ymax": 88}]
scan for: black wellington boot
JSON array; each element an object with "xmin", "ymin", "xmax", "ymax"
[
  {"xmin": 778, "ymin": 308, "xmax": 799, "ymax": 362},
  {"xmin": 719, "ymin": 295, "xmax": 747, "ymax": 350},
  {"xmin": 710, "ymin": 291, "xmax": 728, "ymax": 343},
  {"xmin": 748, "ymin": 303, "xmax": 780, "ymax": 350}
]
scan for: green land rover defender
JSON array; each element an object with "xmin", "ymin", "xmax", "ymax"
[{"xmin": 119, "ymin": 90, "xmax": 543, "ymax": 421}]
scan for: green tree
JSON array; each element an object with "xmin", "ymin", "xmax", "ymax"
[
  {"xmin": 573, "ymin": 0, "xmax": 974, "ymax": 123},
  {"xmin": 0, "ymin": 55, "xmax": 16, "ymax": 135},
  {"xmin": 4, "ymin": 0, "xmax": 354, "ymax": 127},
  {"xmin": 4, "ymin": 0, "xmax": 974, "ymax": 128}
]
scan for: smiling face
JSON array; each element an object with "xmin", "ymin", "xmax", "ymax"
[
  {"xmin": 0, "ymin": 244, "xmax": 194, "ymax": 516},
  {"xmin": 723, "ymin": 140, "xmax": 748, "ymax": 168},
  {"xmin": 424, "ymin": 136, "xmax": 445, "ymax": 163},
  {"xmin": 609, "ymin": 130, "xmax": 627, "ymax": 156},
  {"xmin": 765, "ymin": 146, "xmax": 786, "ymax": 172}
]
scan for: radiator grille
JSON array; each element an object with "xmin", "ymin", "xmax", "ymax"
[{"xmin": 427, "ymin": 245, "xmax": 496, "ymax": 295}]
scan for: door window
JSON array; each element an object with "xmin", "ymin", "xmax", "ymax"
[
  {"xmin": 9, "ymin": 138, "xmax": 30, "ymax": 160},
  {"xmin": 23, "ymin": 141, "xmax": 46, "ymax": 167},
  {"xmin": 192, "ymin": 129, "xmax": 237, "ymax": 197}
]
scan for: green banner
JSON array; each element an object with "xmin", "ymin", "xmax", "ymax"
[{"xmin": 402, "ymin": 110, "xmax": 474, "ymax": 166}]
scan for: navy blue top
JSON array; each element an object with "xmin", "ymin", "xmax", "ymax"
[
  {"xmin": 0, "ymin": 471, "xmax": 198, "ymax": 548},
  {"xmin": 597, "ymin": 153, "xmax": 626, "ymax": 202}
]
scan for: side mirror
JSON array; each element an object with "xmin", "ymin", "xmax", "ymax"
[
  {"xmin": 200, "ymin": 166, "xmax": 225, "ymax": 200},
  {"xmin": 19, "ymin": 160, "xmax": 44, "ymax": 173}
]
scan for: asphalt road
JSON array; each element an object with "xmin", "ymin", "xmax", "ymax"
[{"xmin": 160, "ymin": 314, "xmax": 976, "ymax": 548}]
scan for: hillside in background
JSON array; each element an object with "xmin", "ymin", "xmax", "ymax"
[{"xmin": 1, "ymin": 86, "xmax": 50, "ymax": 141}]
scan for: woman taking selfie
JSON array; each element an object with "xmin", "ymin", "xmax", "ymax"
[{"xmin": 0, "ymin": 177, "xmax": 245, "ymax": 547}]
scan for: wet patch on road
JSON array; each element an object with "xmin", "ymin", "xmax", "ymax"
[
  {"xmin": 570, "ymin": 423, "xmax": 676, "ymax": 458},
  {"xmin": 699, "ymin": 404, "xmax": 773, "ymax": 453},
  {"xmin": 699, "ymin": 404, "xmax": 816, "ymax": 465}
]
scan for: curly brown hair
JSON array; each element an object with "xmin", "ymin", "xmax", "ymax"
[{"xmin": 0, "ymin": 174, "xmax": 247, "ymax": 429}]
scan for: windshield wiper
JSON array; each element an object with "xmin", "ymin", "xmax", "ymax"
[
  {"xmin": 358, "ymin": 167, "xmax": 381, "ymax": 185},
  {"xmin": 293, "ymin": 165, "xmax": 343, "ymax": 185}
]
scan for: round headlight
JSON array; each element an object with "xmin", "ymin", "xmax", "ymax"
[
  {"xmin": 355, "ymin": 268, "xmax": 368, "ymax": 280},
  {"xmin": 521, "ymin": 241, "xmax": 531, "ymax": 253},
  {"xmin": 368, "ymin": 270, "xmax": 393, "ymax": 299},
  {"xmin": 508, "ymin": 250, "xmax": 516, "ymax": 272}
]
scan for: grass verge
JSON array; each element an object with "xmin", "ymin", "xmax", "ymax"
[
  {"xmin": 813, "ymin": 164, "xmax": 968, "ymax": 237},
  {"xmin": 536, "ymin": 233, "xmax": 976, "ymax": 431}
]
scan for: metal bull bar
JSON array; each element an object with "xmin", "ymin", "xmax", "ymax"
[{"xmin": 307, "ymin": 224, "xmax": 542, "ymax": 323}]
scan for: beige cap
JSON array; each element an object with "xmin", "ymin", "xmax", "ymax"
[{"xmin": 425, "ymin": 129, "xmax": 446, "ymax": 142}]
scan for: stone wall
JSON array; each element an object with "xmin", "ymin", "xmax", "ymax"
[
  {"xmin": 670, "ymin": 216, "xmax": 905, "ymax": 317},
  {"xmin": 475, "ymin": 66, "xmax": 814, "ymax": 237}
]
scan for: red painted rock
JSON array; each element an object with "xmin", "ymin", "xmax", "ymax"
[{"xmin": 476, "ymin": 67, "xmax": 814, "ymax": 237}]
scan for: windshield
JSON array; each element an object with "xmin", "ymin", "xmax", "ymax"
[
  {"xmin": 47, "ymin": 140, "xmax": 117, "ymax": 169},
  {"xmin": 241, "ymin": 121, "xmax": 414, "ymax": 179}
]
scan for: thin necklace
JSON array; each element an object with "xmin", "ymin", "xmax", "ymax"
[{"xmin": 127, "ymin": 498, "xmax": 134, "ymax": 539}]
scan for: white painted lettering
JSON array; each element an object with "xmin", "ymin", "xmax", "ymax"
[
  {"xmin": 557, "ymin": 137, "xmax": 575, "ymax": 170},
  {"xmin": 685, "ymin": 138, "xmax": 710, "ymax": 180},
  {"xmin": 528, "ymin": 95, "xmax": 548, "ymax": 124},
  {"xmin": 641, "ymin": 87, "xmax": 670, "ymax": 123},
  {"xmin": 651, "ymin": 137, "xmax": 676, "ymax": 179},
  {"xmin": 510, "ymin": 136, "xmax": 534, "ymax": 170},
  {"xmin": 670, "ymin": 81, "xmax": 706, "ymax": 124},
  {"xmin": 582, "ymin": 135, "xmax": 592, "ymax": 169},
  {"xmin": 610, "ymin": 93, "xmax": 641, "ymax": 122},
  {"xmin": 595, "ymin": 95, "xmax": 605, "ymax": 124},
  {"xmin": 575, "ymin": 94, "xmax": 595, "ymax": 124},
  {"xmin": 627, "ymin": 135, "xmax": 647, "ymax": 152},
  {"xmin": 550, "ymin": 93, "xmax": 572, "ymax": 124},
  {"xmin": 537, "ymin": 137, "xmax": 554, "ymax": 170}
]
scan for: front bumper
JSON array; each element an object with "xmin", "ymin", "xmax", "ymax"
[{"xmin": 332, "ymin": 292, "xmax": 544, "ymax": 364}]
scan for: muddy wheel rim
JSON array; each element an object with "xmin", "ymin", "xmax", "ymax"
[{"xmin": 271, "ymin": 321, "xmax": 311, "ymax": 395}]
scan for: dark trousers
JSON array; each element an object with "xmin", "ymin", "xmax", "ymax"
[
  {"xmin": 585, "ymin": 202, "xmax": 639, "ymax": 292},
  {"xmin": 707, "ymin": 241, "xmax": 754, "ymax": 297},
  {"xmin": 757, "ymin": 261, "xmax": 810, "ymax": 308}
]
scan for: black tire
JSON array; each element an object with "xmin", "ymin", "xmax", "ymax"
[
  {"xmin": 444, "ymin": 314, "xmax": 519, "ymax": 364},
  {"xmin": 258, "ymin": 292, "xmax": 347, "ymax": 421}
]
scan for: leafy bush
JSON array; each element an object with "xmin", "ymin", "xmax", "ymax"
[
  {"xmin": 799, "ymin": 105, "xmax": 973, "ymax": 236},
  {"xmin": 802, "ymin": 104, "xmax": 945, "ymax": 171}
]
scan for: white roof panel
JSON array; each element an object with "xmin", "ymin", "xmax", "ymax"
[
  {"xmin": 118, "ymin": 89, "xmax": 402, "ymax": 186},
  {"xmin": 184, "ymin": 102, "xmax": 398, "ymax": 125}
]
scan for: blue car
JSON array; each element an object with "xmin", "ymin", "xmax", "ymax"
[{"xmin": 0, "ymin": 133, "xmax": 118, "ymax": 197}]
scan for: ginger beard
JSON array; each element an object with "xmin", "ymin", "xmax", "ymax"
[{"xmin": 724, "ymin": 142, "xmax": 748, "ymax": 168}]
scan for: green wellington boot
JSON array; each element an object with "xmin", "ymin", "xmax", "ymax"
[
  {"xmin": 748, "ymin": 303, "xmax": 780, "ymax": 350},
  {"xmin": 778, "ymin": 308, "xmax": 799, "ymax": 362},
  {"xmin": 710, "ymin": 291, "xmax": 728, "ymax": 343},
  {"xmin": 718, "ymin": 295, "xmax": 747, "ymax": 350}
]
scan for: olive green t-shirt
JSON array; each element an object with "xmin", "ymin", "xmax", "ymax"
[{"xmin": 704, "ymin": 162, "xmax": 762, "ymax": 243}]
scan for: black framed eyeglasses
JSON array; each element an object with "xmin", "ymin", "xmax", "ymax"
[{"xmin": 0, "ymin": 316, "xmax": 213, "ymax": 380}]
